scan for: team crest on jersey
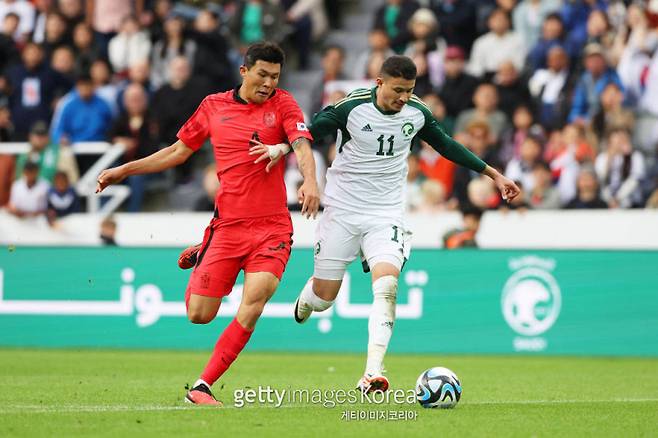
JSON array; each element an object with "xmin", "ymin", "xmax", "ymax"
[
  {"xmin": 401, "ymin": 122, "xmax": 415, "ymax": 137},
  {"xmin": 263, "ymin": 112, "xmax": 276, "ymax": 127}
]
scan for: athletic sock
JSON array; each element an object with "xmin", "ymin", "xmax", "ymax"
[
  {"xmin": 200, "ymin": 318, "xmax": 254, "ymax": 386},
  {"xmin": 301, "ymin": 278, "xmax": 333, "ymax": 311},
  {"xmin": 365, "ymin": 276, "xmax": 398, "ymax": 375}
]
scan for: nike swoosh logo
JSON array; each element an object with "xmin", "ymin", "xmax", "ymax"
[{"xmin": 221, "ymin": 116, "xmax": 236, "ymax": 122}]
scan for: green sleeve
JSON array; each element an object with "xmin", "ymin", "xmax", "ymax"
[
  {"xmin": 415, "ymin": 102, "xmax": 487, "ymax": 173},
  {"xmin": 309, "ymin": 104, "xmax": 344, "ymax": 139}
]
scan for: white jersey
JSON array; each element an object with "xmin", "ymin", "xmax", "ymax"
[{"xmin": 312, "ymin": 88, "xmax": 430, "ymax": 215}]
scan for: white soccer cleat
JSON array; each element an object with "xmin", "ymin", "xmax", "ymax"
[
  {"xmin": 294, "ymin": 295, "xmax": 313, "ymax": 324},
  {"xmin": 356, "ymin": 374, "xmax": 390, "ymax": 394}
]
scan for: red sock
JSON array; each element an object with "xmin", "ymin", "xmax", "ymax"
[{"xmin": 200, "ymin": 318, "xmax": 254, "ymax": 386}]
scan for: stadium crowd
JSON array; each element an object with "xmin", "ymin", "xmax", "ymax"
[{"xmin": 1, "ymin": 0, "xmax": 658, "ymax": 223}]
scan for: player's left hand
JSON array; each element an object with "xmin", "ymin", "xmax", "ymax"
[
  {"xmin": 298, "ymin": 180, "xmax": 320, "ymax": 219},
  {"xmin": 249, "ymin": 139, "xmax": 289, "ymax": 172},
  {"xmin": 494, "ymin": 175, "xmax": 521, "ymax": 203}
]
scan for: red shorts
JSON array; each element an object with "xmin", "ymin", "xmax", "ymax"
[{"xmin": 186, "ymin": 213, "xmax": 293, "ymax": 299}]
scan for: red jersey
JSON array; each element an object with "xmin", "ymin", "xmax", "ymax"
[{"xmin": 177, "ymin": 86, "xmax": 312, "ymax": 219}]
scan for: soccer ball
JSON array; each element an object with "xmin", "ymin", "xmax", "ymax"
[{"xmin": 415, "ymin": 367, "xmax": 462, "ymax": 408}]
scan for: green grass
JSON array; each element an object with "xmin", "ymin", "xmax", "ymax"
[{"xmin": 0, "ymin": 350, "xmax": 657, "ymax": 437}]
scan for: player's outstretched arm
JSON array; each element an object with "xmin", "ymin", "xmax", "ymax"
[
  {"xmin": 96, "ymin": 140, "xmax": 195, "ymax": 193},
  {"xmin": 482, "ymin": 165, "xmax": 521, "ymax": 202},
  {"xmin": 291, "ymin": 137, "xmax": 320, "ymax": 219}
]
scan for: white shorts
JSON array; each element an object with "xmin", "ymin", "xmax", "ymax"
[{"xmin": 313, "ymin": 206, "xmax": 412, "ymax": 281}]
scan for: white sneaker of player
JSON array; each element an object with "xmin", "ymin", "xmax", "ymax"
[
  {"xmin": 294, "ymin": 295, "xmax": 313, "ymax": 324},
  {"xmin": 356, "ymin": 373, "xmax": 390, "ymax": 394}
]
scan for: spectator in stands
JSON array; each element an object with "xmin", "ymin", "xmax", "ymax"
[
  {"xmin": 57, "ymin": 0, "xmax": 84, "ymax": 40},
  {"xmin": 108, "ymin": 15, "xmax": 152, "ymax": 76},
  {"xmin": 229, "ymin": 0, "xmax": 287, "ymax": 53},
  {"xmin": 590, "ymin": 83, "xmax": 634, "ymax": 144},
  {"xmin": 72, "ymin": 22, "xmax": 102, "ymax": 76},
  {"xmin": 452, "ymin": 120, "xmax": 499, "ymax": 208},
  {"xmin": 0, "ymin": 0, "xmax": 35, "ymax": 42},
  {"xmin": 416, "ymin": 179, "xmax": 448, "ymax": 213},
  {"xmin": 439, "ymin": 45, "xmax": 478, "ymax": 119},
  {"xmin": 46, "ymin": 170, "xmax": 78, "ymax": 224},
  {"xmin": 15, "ymin": 120, "xmax": 78, "ymax": 183},
  {"xmin": 430, "ymin": 0, "xmax": 477, "ymax": 53},
  {"xmin": 30, "ymin": 0, "xmax": 51, "ymax": 44},
  {"xmin": 527, "ymin": 161, "xmax": 561, "ymax": 209},
  {"xmin": 526, "ymin": 13, "xmax": 566, "ymax": 73},
  {"xmin": 86, "ymin": 0, "xmax": 140, "ymax": 57},
  {"xmin": 560, "ymin": 0, "xmax": 607, "ymax": 51},
  {"xmin": 310, "ymin": 44, "xmax": 346, "ymax": 114},
  {"xmin": 42, "ymin": 12, "xmax": 70, "ymax": 60},
  {"xmin": 546, "ymin": 123, "xmax": 595, "ymax": 204},
  {"xmin": 568, "ymin": 43, "xmax": 623, "ymax": 124},
  {"xmin": 352, "ymin": 28, "xmax": 395, "ymax": 80},
  {"xmin": 512, "ymin": 0, "xmax": 562, "ymax": 51},
  {"xmin": 466, "ymin": 174, "xmax": 499, "ymax": 210},
  {"xmin": 5, "ymin": 41, "xmax": 70, "ymax": 140},
  {"xmin": 467, "ymin": 9, "xmax": 526, "ymax": 79},
  {"xmin": 144, "ymin": 0, "xmax": 172, "ymax": 45},
  {"xmin": 403, "ymin": 8, "xmax": 446, "ymax": 95},
  {"xmin": 365, "ymin": 50, "xmax": 388, "ymax": 80},
  {"xmin": 373, "ymin": 0, "xmax": 420, "ymax": 53},
  {"xmin": 455, "ymin": 83, "xmax": 508, "ymax": 143},
  {"xmin": 90, "ymin": 58, "xmax": 119, "ymax": 117},
  {"xmin": 422, "ymin": 92, "xmax": 454, "ymax": 135},
  {"xmin": 0, "ymin": 13, "xmax": 19, "ymax": 71},
  {"xmin": 282, "ymin": 0, "xmax": 329, "ymax": 70},
  {"xmin": 7, "ymin": 161, "xmax": 49, "ymax": 218},
  {"xmin": 493, "ymin": 61, "xmax": 531, "ymax": 119},
  {"xmin": 194, "ymin": 163, "xmax": 219, "ymax": 212},
  {"xmin": 595, "ymin": 127, "xmax": 646, "ymax": 208},
  {"xmin": 442, "ymin": 205, "xmax": 482, "ymax": 249},
  {"xmin": 110, "ymin": 83, "xmax": 156, "ymax": 212},
  {"xmin": 499, "ymin": 104, "xmax": 545, "ymax": 164},
  {"xmin": 191, "ymin": 8, "xmax": 234, "ymax": 93},
  {"xmin": 50, "ymin": 45, "xmax": 75, "ymax": 81},
  {"xmin": 566, "ymin": 7, "xmax": 613, "ymax": 59},
  {"xmin": 0, "ymin": 97, "xmax": 15, "ymax": 206},
  {"xmin": 51, "ymin": 71, "xmax": 113, "ymax": 148},
  {"xmin": 505, "ymin": 134, "xmax": 544, "ymax": 193},
  {"xmin": 528, "ymin": 45, "xmax": 572, "ymax": 129},
  {"xmin": 406, "ymin": 152, "xmax": 425, "ymax": 212},
  {"xmin": 150, "ymin": 12, "xmax": 196, "ymax": 90},
  {"xmin": 564, "ymin": 165, "xmax": 608, "ymax": 209},
  {"xmin": 150, "ymin": 56, "xmax": 209, "ymax": 182},
  {"xmin": 99, "ymin": 215, "xmax": 117, "ymax": 245}
]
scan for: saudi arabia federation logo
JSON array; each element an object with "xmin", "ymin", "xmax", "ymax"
[
  {"xmin": 501, "ymin": 256, "xmax": 561, "ymax": 338},
  {"xmin": 401, "ymin": 122, "xmax": 414, "ymax": 137}
]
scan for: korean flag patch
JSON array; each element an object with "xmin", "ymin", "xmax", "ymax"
[{"xmin": 296, "ymin": 122, "xmax": 308, "ymax": 131}]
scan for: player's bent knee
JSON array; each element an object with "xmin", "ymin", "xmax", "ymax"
[
  {"xmin": 187, "ymin": 310, "xmax": 214, "ymax": 324},
  {"xmin": 373, "ymin": 275, "xmax": 398, "ymax": 302}
]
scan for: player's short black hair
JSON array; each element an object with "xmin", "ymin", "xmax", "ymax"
[
  {"xmin": 380, "ymin": 55, "xmax": 417, "ymax": 80},
  {"xmin": 461, "ymin": 205, "xmax": 483, "ymax": 220},
  {"xmin": 244, "ymin": 42, "xmax": 285, "ymax": 69},
  {"xmin": 23, "ymin": 161, "xmax": 39, "ymax": 173}
]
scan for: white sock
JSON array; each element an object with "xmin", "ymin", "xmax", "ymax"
[
  {"xmin": 194, "ymin": 378, "xmax": 210, "ymax": 389},
  {"xmin": 365, "ymin": 276, "xmax": 398, "ymax": 375},
  {"xmin": 301, "ymin": 278, "xmax": 333, "ymax": 311}
]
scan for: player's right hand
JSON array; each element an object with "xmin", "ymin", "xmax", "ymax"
[
  {"xmin": 298, "ymin": 180, "xmax": 320, "ymax": 219},
  {"xmin": 96, "ymin": 167, "xmax": 127, "ymax": 193}
]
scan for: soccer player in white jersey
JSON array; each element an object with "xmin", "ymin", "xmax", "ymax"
[{"xmin": 292, "ymin": 55, "xmax": 520, "ymax": 393}]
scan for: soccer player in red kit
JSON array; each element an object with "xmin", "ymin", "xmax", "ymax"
[{"xmin": 95, "ymin": 42, "xmax": 320, "ymax": 405}]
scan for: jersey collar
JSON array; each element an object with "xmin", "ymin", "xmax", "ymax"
[
  {"xmin": 371, "ymin": 87, "xmax": 399, "ymax": 115},
  {"xmin": 233, "ymin": 84, "xmax": 277, "ymax": 104}
]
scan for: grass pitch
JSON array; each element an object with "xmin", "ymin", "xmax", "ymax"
[{"xmin": 0, "ymin": 349, "xmax": 657, "ymax": 437}]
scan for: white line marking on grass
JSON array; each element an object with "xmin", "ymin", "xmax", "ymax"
[{"xmin": 1, "ymin": 398, "xmax": 657, "ymax": 414}]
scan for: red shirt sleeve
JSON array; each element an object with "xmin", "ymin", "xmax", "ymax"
[
  {"xmin": 176, "ymin": 97, "xmax": 210, "ymax": 151},
  {"xmin": 278, "ymin": 93, "xmax": 313, "ymax": 144}
]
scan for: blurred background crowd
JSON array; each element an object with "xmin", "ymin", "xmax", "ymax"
[{"xmin": 2, "ymin": 0, "xmax": 658, "ymax": 226}]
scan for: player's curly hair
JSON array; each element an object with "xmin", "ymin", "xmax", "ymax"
[
  {"xmin": 380, "ymin": 55, "xmax": 417, "ymax": 80},
  {"xmin": 244, "ymin": 42, "xmax": 286, "ymax": 68}
]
